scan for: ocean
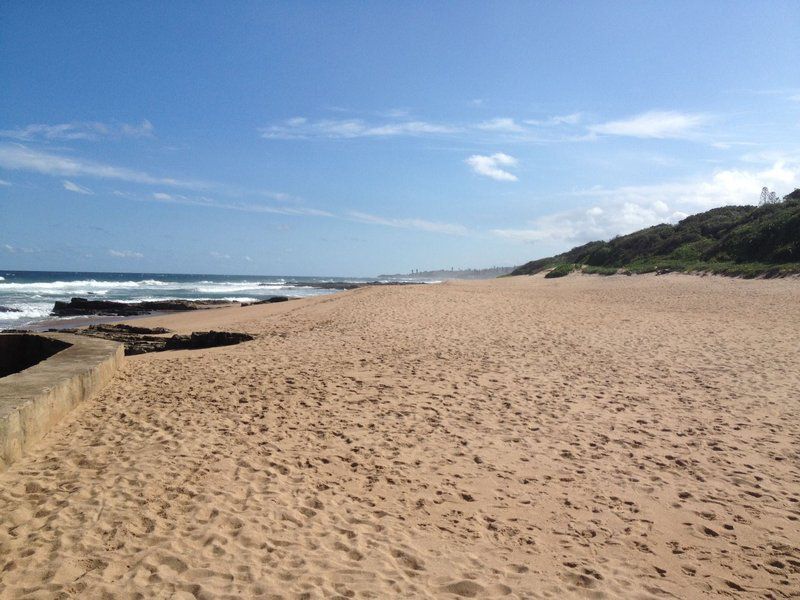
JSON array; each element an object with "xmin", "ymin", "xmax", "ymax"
[{"xmin": 0, "ymin": 270, "xmax": 389, "ymax": 331}]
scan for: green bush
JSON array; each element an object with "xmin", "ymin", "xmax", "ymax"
[
  {"xmin": 544, "ymin": 263, "xmax": 578, "ymax": 278},
  {"xmin": 582, "ymin": 265, "xmax": 617, "ymax": 275}
]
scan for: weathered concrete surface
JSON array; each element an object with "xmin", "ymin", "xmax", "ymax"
[{"xmin": 0, "ymin": 333, "xmax": 124, "ymax": 471}]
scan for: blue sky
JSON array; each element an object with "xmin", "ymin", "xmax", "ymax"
[{"xmin": 1, "ymin": 1, "xmax": 799, "ymax": 276}]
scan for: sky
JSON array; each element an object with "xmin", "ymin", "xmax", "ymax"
[{"xmin": 1, "ymin": 1, "xmax": 799, "ymax": 277}]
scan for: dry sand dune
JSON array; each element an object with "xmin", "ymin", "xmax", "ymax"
[{"xmin": 1, "ymin": 274, "xmax": 799, "ymax": 598}]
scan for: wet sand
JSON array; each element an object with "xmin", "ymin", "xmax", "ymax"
[{"xmin": 0, "ymin": 274, "xmax": 798, "ymax": 598}]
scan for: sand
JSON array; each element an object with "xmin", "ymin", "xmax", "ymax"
[{"xmin": 0, "ymin": 274, "xmax": 798, "ymax": 598}]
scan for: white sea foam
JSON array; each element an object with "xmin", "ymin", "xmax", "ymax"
[
  {"xmin": 0, "ymin": 279, "xmax": 174, "ymax": 295},
  {"xmin": 128, "ymin": 296, "xmax": 260, "ymax": 304},
  {"xmin": 0, "ymin": 303, "xmax": 52, "ymax": 321}
]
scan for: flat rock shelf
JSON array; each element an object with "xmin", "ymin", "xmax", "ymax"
[{"xmin": 0, "ymin": 333, "xmax": 124, "ymax": 471}]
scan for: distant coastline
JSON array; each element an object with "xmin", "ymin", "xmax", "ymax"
[{"xmin": 378, "ymin": 266, "xmax": 514, "ymax": 280}]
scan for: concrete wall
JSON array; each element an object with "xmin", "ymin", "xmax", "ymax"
[{"xmin": 0, "ymin": 333, "xmax": 124, "ymax": 471}]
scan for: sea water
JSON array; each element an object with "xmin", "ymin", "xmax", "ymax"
[{"xmin": 0, "ymin": 270, "xmax": 380, "ymax": 330}]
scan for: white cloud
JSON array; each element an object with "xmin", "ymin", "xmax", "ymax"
[
  {"xmin": 348, "ymin": 211, "xmax": 467, "ymax": 235},
  {"xmin": 0, "ymin": 144, "xmax": 204, "ymax": 188},
  {"xmin": 260, "ymin": 113, "xmax": 576, "ymax": 143},
  {"xmin": 128, "ymin": 189, "xmax": 335, "ymax": 217},
  {"xmin": 525, "ymin": 112, "xmax": 583, "ymax": 127},
  {"xmin": 209, "ymin": 251, "xmax": 231, "ymax": 259},
  {"xmin": 109, "ymin": 249, "xmax": 143, "ymax": 258},
  {"xmin": 465, "ymin": 152, "xmax": 519, "ymax": 182},
  {"xmin": 120, "ymin": 120, "xmax": 154, "ymax": 138},
  {"xmin": 491, "ymin": 159, "xmax": 800, "ymax": 246},
  {"xmin": 62, "ymin": 180, "xmax": 93, "ymax": 194},
  {"xmin": 550, "ymin": 112, "xmax": 583, "ymax": 125},
  {"xmin": 492, "ymin": 200, "xmax": 679, "ymax": 244},
  {"xmin": 574, "ymin": 159, "xmax": 800, "ymax": 208},
  {"xmin": 0, "ymin": 120, "xmax": 154, "ymax": 142},
  {"xmin": 589, "ymin": 111, "xmax": 708, "ymax": 139},
  {"xmin": 477, "ymin": 118, "xmax": 523, "ymax": 133},
  {"xmin": 0, "ymin": 178, "xmax": 10, "ymax": 186},
  {"xmin": 260, "ymin": 109, "xmax": 720, "ymax": 145},
  {"xmin": 261, "ymin": 118, "xmax": 460, "ymax": 139}
]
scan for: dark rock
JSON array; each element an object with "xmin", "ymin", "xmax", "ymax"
[
  {"xmin": 73, "ymin": 325, "xmax": 252, "ymax": 355},
  {"xmin": 165, "ymin": 331, "xmax": 254, "ymax": 350},
  {"xmin": 87, "ymin": 323, "xmax": 171, "ymax": 335},
  {"xmin": 242, "ymin": 296, "xmax": 293, "ymax": 306},
  {"xmin": 0, "ymin": 306, "xmax": 22, "ymax": 313},
  {"xmin": 262, "ymin": 281, "xmax": 364, "ymax": 290},
  {"xmin": 52, "ymin": 297, "xmax": 235, "ymax": 317},
  {"xmin": 72, "ymin": 324, "xmax": 173, "ymax": 355}
]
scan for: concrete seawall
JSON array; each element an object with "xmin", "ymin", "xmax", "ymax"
[{"xmin": 0, "ymin": 333, "xmax": 124, "ymax": 471}]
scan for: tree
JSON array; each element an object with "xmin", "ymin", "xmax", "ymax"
[{"xmin": 760, "ymin": 186, "xmax": 779, "ymax": 205}]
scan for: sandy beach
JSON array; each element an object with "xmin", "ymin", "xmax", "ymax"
[{"xmin": 0, "ymin": 274, "xmax": 798, "ymax": 598}]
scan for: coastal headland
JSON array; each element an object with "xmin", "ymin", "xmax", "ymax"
[{"xmin": 0, "ymin": 274, "xmax": 798, "ymax": 597}]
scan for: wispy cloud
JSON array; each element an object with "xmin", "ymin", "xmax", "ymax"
[
  {"xmin": 0, "ymin": 144, "xmax": 205, "ymax": 188},
  {"xmin": 260, "ymin": 112, "xmax": 589, "ymax": 142},
  {"xmin": 263, "ymin": 109, "xmax": 702, "ymax": 145},
  {"xmin": 477, "ymin": 118, "xmax": 524, "ymax": 133},
  {"xmin": 465, "ymin": 152, "xmax": 519, "ymax": 181},
  {"xmin": 261, "ymin": 118, "xmax": 460, "ymax": 139},
  {"xmin": 348, "ymin": 211, "xmax": 467, "ymax": 235},
  {"xmin": 209, "ymin": 251, "xmax": 231, "ymax": 259},
  {"xmin": 117, "ymin": 189, "xmax": 336, "ymax": 218},
  {"xmin": 109, "ymin": 249, "xmax": 143, "ymax": 258},
  {"xmin": 491, "ymin": 159, "xmax": 800, "ymax": 246},
  {"xmin": 589, "ymin": 111, "xmax": 708, "ymax": 139},
  {"xmin": 525, "ymin": 112, "xmax": 583, "ymax": 126},
  {"xmin": 2, "ymin": 243, "xmax": 40, "ymax": 255},
  {"xmin": 0, "ymin": 178, "xmax": 10, "ymax": 186},
  {"xmin": 0, "ymin": 120, "xmax": 154, "ymax": 142},
  {"xmin": 63, "ymin": 180, "xmax": 93, "ymax": 195}
]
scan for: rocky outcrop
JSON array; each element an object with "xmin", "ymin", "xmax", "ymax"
[
  {"xmin": 64, "ymin": 324, "xmax": 253, "ymax": 355},
  {"xmin": 241, "ymin": 296, "xmax": 292, "ymax": 306},
  {"xmin": 51, "ymin": 298, "xmax": 235, "ymax": 317},
  {"xmin": 164, "ymin": 331, "xmax": 254, "ymax": 350},
  {"xmin": 88, "ymin": 324, "xmax": 170, "ymax": 335},
  {"xmin": 0, "ymin": 306, "xmax": 21, "ymax": 313},
  {"xmin": 59, "ymin": 324, "xmax": 171, "ymax": 355}
]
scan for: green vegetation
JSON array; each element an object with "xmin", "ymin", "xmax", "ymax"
[
  {"xmin": 581, "ymin": 265, "xmax": 618, "ymax": 276},
  {"xmin": 511, "ymin": 190, "xmax": 800, "ymax": 279},
  {"xmin": 544, "ymin": 263, "xmax": 579, "ymax": 278}
]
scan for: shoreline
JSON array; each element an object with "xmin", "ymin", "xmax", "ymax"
[{"xmin": 1, "ymin": 275, "xmax": 798, "ymax": 597}]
